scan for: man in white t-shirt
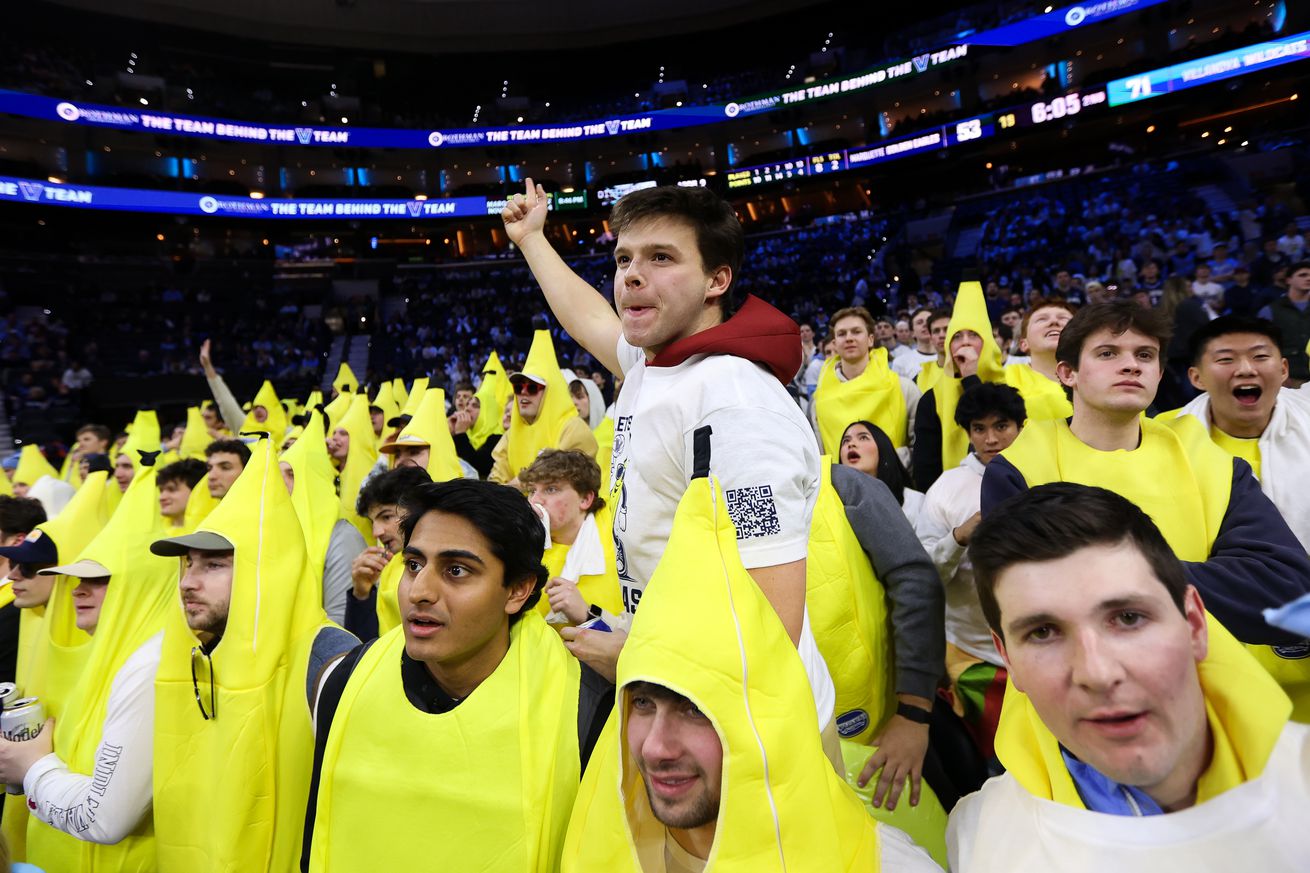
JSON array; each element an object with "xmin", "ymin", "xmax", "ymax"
[
  {"xmin": 893, "ymin": 307, "xmax": 941, "ymax": 381},
  {"xmin": 502, "ymin": 179, "xmax": 837, "ymax": 743}
]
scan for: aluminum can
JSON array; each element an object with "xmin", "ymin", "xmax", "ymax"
[
  {"xmin": 0, "ymin": 682, "xmax": 18, "ymax": 710},
  {"xmin": 2, "ymin": 697, "xmax": 45, "ymax": 794}
]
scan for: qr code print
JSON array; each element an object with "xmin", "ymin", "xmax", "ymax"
[{"xmin": 725, "ymin": 485, "xmax": 782, "ymax": 540}]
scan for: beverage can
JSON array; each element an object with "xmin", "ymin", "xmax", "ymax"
[
  {"xmin": 1, "ymin": 697, "xmax": 45, "ymax": 795},
  {"xmin": 0, "ymin": 683, "xmax": 19, "ymax": 710}
]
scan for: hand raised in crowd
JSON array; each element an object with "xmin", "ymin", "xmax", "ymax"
[
  {"xmin": 856, "ymin": 697, "xmax": 931, "ymax": 811},
  {"xmin": 447, "ymin": 409, "xmax": 476, "ymax": 435},
  {"xmin": 559, "ymin": 625, "xmax": 626, "ymax": 684},
  {"xmin": 199, "ymin": 338, "xmax": 218, "ymax": 379},
  {"xmin": 0, "ymin": 718, "xmax": 54, "ymax": 784},
  {"xmin": 500, "ymin": 178, "xmax": 549, "ymax": 247},
  {"xmin": 952, "ymin": 511, "xmax": 982, "ymax": 546},
  {"xmin": 545, "ymin": 576, "xmax": 588, "ymax": 625},
  {"xmin": 350, "ymin": 546, "xmax": 391, "ymax": 600}
]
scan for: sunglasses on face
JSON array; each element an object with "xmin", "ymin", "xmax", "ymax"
[{"xmin": 513, "ymin": 381, "xmax": 543, "ymax": 397}]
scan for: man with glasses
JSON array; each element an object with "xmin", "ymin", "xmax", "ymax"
[
  {"xmin": 489, "ymin": 367, "xmax": 599, "ymax": 486},
  {"xmin": 149, "ymin": 439, "xmax": 356, "ymax": 873}
]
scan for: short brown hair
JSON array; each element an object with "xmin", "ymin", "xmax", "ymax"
[
  {"xmin": 1055, "ymin": 300, "xmax": 1171, "ymax": 369},
  {"xmin": 1018, "ymin": 300, "xmax": 1078, "ymax": 343},
  {"xmin": 970, "ymin": 483, "xmax": 1188, "ymax": 641},
  {"xmin": 609, "ymin": 185, "xmax": 743, "ymax": 318},
  {"xmin": 76, "ymin": 424, "xmax": 112, "ymax": 446},
  {"xmin": 518, "ymin": 449, "xmax": 605, "ymax": 513},
  {"xmin": 828, "ymin": 306, "xmax": 877, "ymax": 334}
]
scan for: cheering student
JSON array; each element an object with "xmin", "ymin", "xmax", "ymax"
[
  {"xmin": 949, "ymin": 484, "xmax": 1310, "ymax": 872},
  {"xmin": 1003, "ymin": 301, "xmax": 1076, "ymax": 422},
  {"xmin": 981, "ymin": 301, "xmax": 1310, "ymax": 656},
  {"xmin": 503, "ymin": 180, "xmax": 840, "ymax": 762},
  {"xmin": 302, "ymin": 480, "xmax": 612, "ymax": 872}
]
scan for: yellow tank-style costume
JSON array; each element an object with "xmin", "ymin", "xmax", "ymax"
[{"xmin": 814, "ymin": 348, "xmax": 909, "ymax": 453}]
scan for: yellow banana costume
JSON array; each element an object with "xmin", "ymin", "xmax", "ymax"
[
  {"xmin": 178, "ymin": 406, "xmax": 213, "ymax": 460},
  {"xmin": 119, "ymin": 410, "xmax": 162, "ymax": 462},
  {"xmin": 1003, "ymin": 362, "xmax": 1072, "ymax": 422},
  {"xmin": 335, "ymin": 393, "xmax": 379, "ymax": 542},
  {"xmin": 240, "ymin": 380, "xmax": 289, "ymax": 441},
  {"xmin": 27, "ymin": 464, "xmax": 172, "ymax": 873},
  {"xmin": 2, "ymin": 471, "xmax": 114, "ymax": 861},
  {"xmin": 281, "ymin": 411, "xmax": 340, "ymax": 583},
  {"xmin": 323, "ymin": 389, "xmax": 353, "ymax": 431},
  {"xmin": 13, "ymin": 444, "xmax": 58, "ymax": 490},
  {"xmin": 308, "ymin": 624, "xmax": 581, "ymax": 871},
  {"xmin": 153, "ymin": 438, "xmax": 335, "ymax": 873},
  {"xmin": 1001, "ymin": 413, "xmax": 1310, "ymax": 717},
  {"xmin": 373, "ymin": 556, "xmax": 404, "ymax": 636},
  {"xmin": 470, "ymin": 351, "xmax": 512, "ymax": 450},
  {"xmin": 507, "ymin": 331, "xmax": 589, "ymax": 478},
  {"xmin": 380, "ymin": 387, "xmax": 463, "ymax": 481},
  {"xmin": 331, "ymin": 362, "xmax": 358, "ymax": 395},
  {"xmin": 807, "ymin": 460, "xmax": 895, "ymax": 743},
  {"xmin": 178, "ymin": 475, "xmax": 220, "ymax": 535},
  {"xmin": 389, "ymin": 378, "xmax": 408, "ymax": 411},
  {"xmin": 934, "ymin": 283, "xmax": 1006, "ymax": 471},
  {"xmin": 814, "ymin": 348, "xmax": 909, "ymax": 453},
  {"xmin": 371, "ymin": 381, "xmax": 401, "ymax": 449},
  {"xmin": 561, "ymin": 473, "xmax": 895, "ymax": 872}
]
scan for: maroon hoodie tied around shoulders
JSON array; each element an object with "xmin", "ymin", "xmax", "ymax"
[{"xmin": 647, "ymin": 295, "xmax": 801, "ymax": 385}]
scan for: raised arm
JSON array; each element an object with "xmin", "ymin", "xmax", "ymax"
[{"xmin": 502, "ymin": 178, "xmax": 623, "ymax": 374}]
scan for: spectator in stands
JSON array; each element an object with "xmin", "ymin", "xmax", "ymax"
[
  {"xmin": 981, "ymin": 301, "xmax": 1310, "ymax": 652},
  {"xmin": 1190, "ymin": 264, "xmax": 1225, "ymax": 313},
  {"xmin": 157, "ymin": 458, "xmax": 207, "ymax": 529},
  {"xmin": 1252, "ymin": 238, "xmax": 1289, "ymax": 287},
  {"xmin": 0, "ymin": 495, "xmax": 47, "ymax": 683},
  {"xmin": 503, "ymin": 180, "xmax": 839, "ymax": 763},
  {"xmin": 1172, "ymin": 315, "xmax": 1310, "ymax": 554},
  {"xmin": 203, "ymin": 438, "xmax": 250, "ymax": 500},
  {"xmin": 1276, "ymin": 222, "xmax": 1305, "ymax": 259},
  {"xmin": 1137, "ymin": 259, "xmax": 1165, "ymax": 305},
  {"xmin": 1209, "ymin": 243, "xmax": 1239, "ymax": 284},
  {"xmin": 60, "ymin": 360, "xmax": 92, "ymax": 392},
  {"xmin": 892, "ymin": 307, "xmax": 939, "ymax": 382},
  {"xmin": 1007, "ymin": 301, "xmax": 1076, "ymax": 422},
  {"xmin": 303, "ymin": 480, "xmax": 611, "ymax": 872},
  {"xmin": 344, "ymin": 465, "xmax": 430, "ymax": 641},
  {"xmin": 1222, "ymin": 265, "xmax": 1260, "ymax": 316},
  {"xmin": 838, "ymin": 420, "xmax": 922, "ymax": 523},
  {"xmin": 915, "ymin": 383, "xmax": 1025, "ymax": 758},
  {"xmin": 66, "ymin": 424, "xmax": 111, "ymax": 483},
  {"xmin": 519, "ymin": 449, "xmax": 622, "ymax": 628},
  {"xmin": 810, "ymin": 306, "xmax": 919, "ymax": 461},
  {"xmin": 949, "ymin": 483, "xmax": 1310, "ymax": 871},
  {"xmin": 1257, "ymin": 261, "xmax": 1310, "ymax": 385}
]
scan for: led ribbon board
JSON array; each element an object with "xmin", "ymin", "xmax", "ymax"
[
  {"xmin": 1107, "ymin": 31, "xmax": 1310, "ymax": 106},
  {"xmin": 0, "ymin": 176, "xmax": 488, "ymax": 219}
]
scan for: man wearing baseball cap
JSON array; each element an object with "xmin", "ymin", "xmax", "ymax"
[{"xmin": 489, "ymin": 331, "xmax": 598, "ymax": 486}]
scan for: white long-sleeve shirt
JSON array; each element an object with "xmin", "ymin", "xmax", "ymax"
[
  {"xmin": 914, "ymin": 455, "xmax": 1000, "ymax": 664},
  {"xmin": 24, "ymin": 632, "xmax": 162, "ymax": 844}
]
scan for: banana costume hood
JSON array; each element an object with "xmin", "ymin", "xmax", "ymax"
[
  {"xmin": 371, "ymin": 381, "xmax": 401, "ymax": 448},
  {"xmin": 153, "ymin": 438, "xmax": 334, "ymax": 873},
  {"xmin": 281, "ymin": 410, "xmax": 340, "ymax": 582},
  {"xmin": 935, "ymin": 283, "xmax": 1006, "ymax": 470},
  {"xmin": 336, "ymin": 393, "xmax": 379, "ymax": 541},
  {"xmin": 29, "ymin": 462, "xmax": 173, "ymax": 872},
  {"xmin": 1, "ymin": 470, "xmax": 115, "ymax": 862},
  {"xmin": 470, "ymin": 351, "xmax": 512, "ymax": 450},
  {"xmin": 241, "ymin": 380, "xmax": 289, "ymax": 441},
  {"xmin": 380, "ymin": 387, "xmax": 463, "ymax": 481},
  {"xmin": 119, "ymin": 410, "xmax": 162, "ymax": 464},
  {"xmin": 562, "ymin": 464, "xmax": 897, "ymax": 872},
  {"xmin": 508, "ymin": 330, "xmax": 583, "ymax": 478},
  {"xmin": 13, "ymin": 444, "xmax": 58, "ymax": 489},
  {"xmin": 331, "ymin": 363, "xmax": 358, "ymax": 396},
  {"xmin": 178, "ymin": 406, "xmax": 213, "ymax": 461}
]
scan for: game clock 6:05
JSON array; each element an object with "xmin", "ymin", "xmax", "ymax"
[{"xmin": 1030, "ymin": 93, "xmax": 1083, "ymax": 124}]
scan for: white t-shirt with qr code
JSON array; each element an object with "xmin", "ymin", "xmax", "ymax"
[{"xmin": 610, "ymin": 335, "xmax": 835, "ymax": 728}]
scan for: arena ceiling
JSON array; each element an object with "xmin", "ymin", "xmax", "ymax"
[{"xmin": 41, "ymin": 0, "xmax": 848, "ymax": 53}]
